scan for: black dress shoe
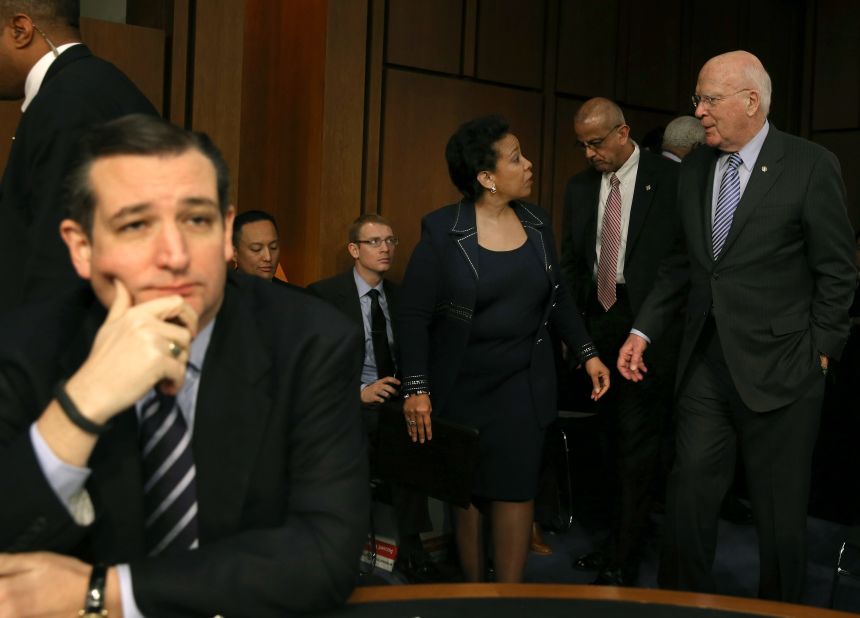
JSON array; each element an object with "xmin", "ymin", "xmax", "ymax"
[
  {"xmin": 572, "ymin": 550, "xmax": 606, "ymax": 571},
  {"xmin": 593, "ymin": 565, "xmax": 634, "ymax": 586},
  {"xmin": 398, "ymin": 554, "xmax": 445, "ymax": 583}
]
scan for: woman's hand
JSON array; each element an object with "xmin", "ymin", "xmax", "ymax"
[
  {"xmin": 584, "ymin": 356, "xmax": 611, "ymax": 401},
  {"xmin": 403, "ymin": 394, "xmax": 432, "ymax": 443}
]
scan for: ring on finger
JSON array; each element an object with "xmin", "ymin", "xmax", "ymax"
[
  {"xmin": 167, "ymin": 340, "xmax": 183, "ymax": 359},
  {"xmin": 407, "ymin": 419, "xmax": 417, "ymax": 427}
]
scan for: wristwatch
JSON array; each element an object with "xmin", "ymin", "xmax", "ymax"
[{"xmin": 79, "ymin": 563, "xmax": 108, "ymax": 617}]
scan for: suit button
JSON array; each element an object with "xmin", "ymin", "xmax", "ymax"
[
  {"xmin": 548, "ymin": 265, "xmax": 552, "ymax": 271},
  {"xmin": 537, "ymin": 338, "xmax": 543, "ymax": 344},
  {"xmin": 554, "ymin": 284, "xmax": 560, "ymax": 289}
]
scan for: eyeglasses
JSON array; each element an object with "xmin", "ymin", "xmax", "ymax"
[
  {"xmin": 576, "ymin": 124, "xmax": 621, "ymax": 151},
  {"xmin": 354, "ymin": 236, "xmax": 399, "ymax": 248},
  {"xmin": 32, "ymin": 22, "xmax": 59, "ymax": 59},
  {"xmin": 691, "ymin": 89, "xmax": 751, "ymax": 110}
]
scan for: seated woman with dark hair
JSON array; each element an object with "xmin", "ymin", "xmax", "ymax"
[{"xmin": 398, "ymin": 115, "xmax": 610, "ymax": 582}]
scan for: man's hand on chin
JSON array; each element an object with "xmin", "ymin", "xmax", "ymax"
[{"xmin": 0, "ymin": 552, "xmax": 121, "ymax": 618}]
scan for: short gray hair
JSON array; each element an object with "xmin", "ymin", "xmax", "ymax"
[
  {"xmin": 662, "ymin": 116, "xmax": 705, "ymax": 150},
  {"xmin": 744, "ymin": 61, "xmax": 772, "ymax": 116}
]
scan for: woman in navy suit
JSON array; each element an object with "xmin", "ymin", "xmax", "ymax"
[{"xmin": 398, "ymin": 116, "xmax": 610, "ymax": 582}]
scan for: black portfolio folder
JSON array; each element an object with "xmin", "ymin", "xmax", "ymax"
[{"xmin": 375, "ymin": 403, "xmax": 479, "ymax": 509}]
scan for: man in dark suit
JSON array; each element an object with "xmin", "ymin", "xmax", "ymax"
[
  {"xmin": 0, "ymin": 115, "xmax": 367, "ymax": 617},
  {"xmin": 618, "ymin": 51, "xmax": 856, "ymax": 602},
  {"xmin": 309, "ymin": 214, "xmax": 437, "ymax": 581},
  {"xmin": 560, "ymin": 97, "xmax": 681, "ymax": 586},
  {"xmin": 0, "ymin": 0, "xmax": 157, "ymax": 312}
]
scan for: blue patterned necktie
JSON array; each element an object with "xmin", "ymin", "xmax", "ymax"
[
  {"xmin": 712, "ymin": 152, "xmax": 743, "ymax": 258},
  {"xmin": 140, "ymin": 391, "xmax": 199, "ymax": 555}
]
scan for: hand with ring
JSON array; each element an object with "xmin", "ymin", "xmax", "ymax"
[{"xmin": 402, "ymin": 393, "xmax": 432, "ymax": 444}]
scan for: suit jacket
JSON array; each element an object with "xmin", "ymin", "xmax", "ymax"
[
  {"xmin": 634, "ymin": 126, "xmax": 856, "ymax": 411},
  {"xmin": 0, "ymin": 272, "xmax": 368, "ymax": 617},
  {"xmin": 308, "ymin": 268, "xmax": 400, "ymax": 356},
  {"xmin": 0, "ymin": 45, "xmax": 157, "ymax": 312},
  {"xmin": 560, "ymin": 150, "xmax": 682, "ymax": 318},
  {"xmin": 397, "ymin": 200, "xmax": 595, "ymax": 428}
]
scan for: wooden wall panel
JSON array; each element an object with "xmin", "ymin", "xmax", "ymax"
[
  {"xmin": 812, "ymin": 0, "xmax": 860, "ymax": 130},
  {"xmin": 386, "ymin": 0, "xmax": 463, "ymax": 74},
  {"xmin": 623, "ymin": 0, "xmax": 681, "ymax": 112},
  {"xmin": 556, "ymin": 0, "xmax": 618, "ymax": 98},
  {"xmin": 743, "ymin": 0, "xmax": 805, "ymax": 133},
  {"xmin": 80, "ymin": 17, "xmax": 165, "ymax": 114},
  {"xmin": 379, "ymin": 68, "xmax": 543, "ymax": 281},
  {"xmin": 686, "ymin": 0, "xmax": 742, "ymax": 92},
  {"xmin": 475, "ymin": 0, "xmax": 545, "ymax": 89},
  {"xmin": 319, "ymin": 0, "xmax": 369, "ymax": 279},
  {"xmin": 238, "ymin": 0, "xmax": 327, "ymax": 285},
  {"xmin": 192, "ymin": 1, "xmax": 245, "ymax": 205},
  {"xmin": 551, "ymin": 97, "xmax": 589, "ymax": 242},
  {"xmin": 814, "ymin": 131, "xmax": 860, "ymax": 230}
]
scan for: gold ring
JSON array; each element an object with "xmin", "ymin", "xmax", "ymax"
[
  {"xmin": 168, "ymin": 340, "xmax": 182, "ymax": 359},
  {"xmin": 407, "ymin": 419, "xmax": 417, "ymax": 426}
]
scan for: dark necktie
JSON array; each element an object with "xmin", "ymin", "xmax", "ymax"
[
  {"xmin": 367, "ymin": 288, "xmax": 395, "ymax": 379},
  {"xmin": 712, "ymin": 152, "xmax": 743, "ymax": 258},
  {"xmin": 597, "ymin": 173, "xmax": 622, "ymax": 311},
  {"xmin": 140, "ymin": 391, "xmax": 199, "ymax": 556}
]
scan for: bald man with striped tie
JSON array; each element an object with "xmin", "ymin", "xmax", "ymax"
[
  {"xmin": 617, "ymin": 51, "xmax": 856, "ymax": 602},
  {"xmin": 0, "ymin": 115, "xmax": 368, "ymax": 618}
]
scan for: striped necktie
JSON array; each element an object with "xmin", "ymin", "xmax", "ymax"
[
  {"xmin": 140, "ymin": 391, "xmax": 199, "ymax": 555},
  {"xmin": 712, "ymin": 153, "xmax": 743, "ymax": 258},
  {"xmin": 597, "ymin": 173, "xmax": 622, "ymax": 311}
]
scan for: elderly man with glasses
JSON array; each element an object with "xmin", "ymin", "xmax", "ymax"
[
  {"xmin": 0, "ymin": 0, "xmax": 157, "ymax": 312},
  {"xmin": 617, "ymin": 50, "xmax": 855, "ymax": 602}
]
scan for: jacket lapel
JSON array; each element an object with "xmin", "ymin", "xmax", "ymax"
[
  {"xmin": 514, "ymin": 201, "xmax": 550, "ymax": 278},
  {"xmin": 625, "ymin": 157, "xmax": 657, "ymax": 260},
  {"xmin": 449, "ymin": 201, "xmax": 480, "ymax": 280},
  {"xmin": 717, "ymin": 129, "xmax": 784, "ymax": 260},
  {"xmin": 192, "ymin": 282, "xmax": 273, "ymax": 542}
]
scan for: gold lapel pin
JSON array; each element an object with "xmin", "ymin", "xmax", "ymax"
[
  {"xmin": 761, "ymin": 165, "xmax": 768, "ymax": 172},
  {"xmin": 645, "ymin": 184, "xmax": 651, "ymax": 191}
]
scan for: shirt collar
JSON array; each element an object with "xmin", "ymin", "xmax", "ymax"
[
  {"xmin": 188, "ymin": 318, "xmax": 215, "ymax": 373},
  {"xmin": 352, "ymin": 267, "xmax": 383, "ymax": 297},
  {"xmin": 22, "ymin": 42, "xmax": 81, "ymax": 112},
  {"xmin": 604, "ymin": 142, "xmax": 640, "ymax": 186},
  {"xmin": 722, "ymin": 121, "xmax": 770, "ymax": 172}
]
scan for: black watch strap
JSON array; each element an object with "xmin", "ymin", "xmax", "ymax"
[
  {"xmin": 79, "ymin": 563, "xmax": 108, "ymax": 617},
  {"xmin": 55, "ymin": 380, "xmax": 111, "ymax": 435}
]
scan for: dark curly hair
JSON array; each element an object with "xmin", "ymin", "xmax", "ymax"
[{"xmin": 445, "ymin": 115, "xmax": 510, "ymax": 200}]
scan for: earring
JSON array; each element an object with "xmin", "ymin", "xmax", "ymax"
[{"xmin": 490, "ymin": 184, "xmax": 497, "ymax": 194}]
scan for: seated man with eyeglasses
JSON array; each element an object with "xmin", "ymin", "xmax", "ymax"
[{"xmin": 309, "ymin": 214, "xmax": 440, "ymax": 582}]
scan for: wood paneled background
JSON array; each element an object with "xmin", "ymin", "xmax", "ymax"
[{"xmin": 2, "ymin": 0, "xmax": 857, "ymax": 284}]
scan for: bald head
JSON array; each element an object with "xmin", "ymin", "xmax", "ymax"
[
  {"xmin": 694, "ymin": 50, "xmax": 770, "ymax": 152},
  {"xmin": 573, "ymin": 97, "xmax": 634, "ymax": 173},
  {"xmin": 574, "ymin": 97, "xmax": 626, "ymax": 129}
]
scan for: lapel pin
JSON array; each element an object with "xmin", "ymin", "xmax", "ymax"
[
  {"xmin": 761, "ymin": 165, "xmax": 768, "ymax": 172},
  {"xmin": 645, "ymin": 184, "xmax": 651, "ymax": 191}
]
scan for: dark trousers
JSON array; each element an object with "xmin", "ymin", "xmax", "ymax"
[
  {"xmin": 658, "ymin": 317, "xmax": 824, "ymax": 602},
  {"xmin": 364, "ymin": 401, "xmax": 432, "ymax": 547},
  {"xmin": 587, "ymin": 287, "xmax": 677, "ymax": 568}
]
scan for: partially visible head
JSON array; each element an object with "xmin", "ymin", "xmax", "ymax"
[
  {"xmin": 0, "ymin": 0, "xmax": 80, "ymax": 99},
  {"xmin": 445, "ymin": 115, "xmax": 534, "ymax": 202},
  {"xmin": 662, "ymin": 115, "xmax": 706, "ymax": 159},
  {"xmin": 574, "ymin": 97, "xmax": 634, "ymax": 173},
  {"xmin": 232, "ymin": 210, "xmax": 280, "ymax": 280},
  {"xmin": 347, "ymin": 213, "xmax": 396, "ymax": 281},
  {"xmin": 60, "ymin": 114, "xmax": 234, "ymax": 329},
  {"xmin": 694, "ymin": 50, "xmax": 771, "ymax": 152}
]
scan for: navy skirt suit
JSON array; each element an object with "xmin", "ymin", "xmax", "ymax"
[{"xmin": 398, "ymin": 201, "xmax": 599, "ymax": 500}]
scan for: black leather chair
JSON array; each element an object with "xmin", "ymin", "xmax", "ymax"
[{"xmin": 829, "ymin": 524, "xmax": 860, "ymax": 608}]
